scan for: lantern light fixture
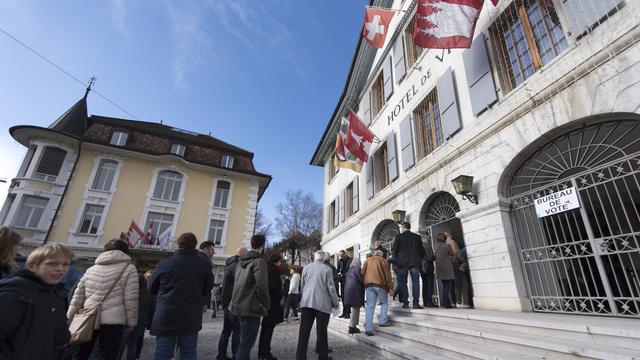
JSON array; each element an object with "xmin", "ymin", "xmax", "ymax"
[
  {"xmin": 391, "ymin": 209, "xmax": 406, "ymax": 224},
  {"xmin": 451, "ymin": 175, "xmax": 479, "ymax": 205}
]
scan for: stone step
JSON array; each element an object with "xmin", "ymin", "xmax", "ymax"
[
  {"xmin": 384, "ymin": 304, "xmax": 640, "ymax": 351},
  {"xmin": 329, "ymin": 316, "xmax": 540, "ymax": 360}
]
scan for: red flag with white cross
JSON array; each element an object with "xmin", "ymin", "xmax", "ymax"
[
  {"xmin": 344, "ymin": 110, "xmax": 376, "ymax": 163},
  {"xmin": 413, "ymin": 0, "xmax": 484, "ymax": 49},
  {"xmin": 362, "ymin": 6, "xmax": 396, "ymax": 48}
]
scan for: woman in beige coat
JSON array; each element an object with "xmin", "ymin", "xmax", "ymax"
[{"xmin": 68, "ymin": 239, "xmax": 139, "ymax": 360}]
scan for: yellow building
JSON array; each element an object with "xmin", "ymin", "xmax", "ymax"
[{"xmin": 0, "ymin": 94, "xmax": 271, "ymax": 279}]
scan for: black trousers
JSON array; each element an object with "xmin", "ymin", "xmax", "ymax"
[
  {"xmin": 76, "ymin": 324, "xmax": 125, "ymax": 360},
  {"xmin": 284, "ymin": 293, "xmax": 300, "ymax": 318},
  {"xmin": 296, "ymin": 308, "xmax": 330, "ymax": 360},
  {"xmin": 258, "ymin": 325, "xmax": 275, "ymax": 356}
]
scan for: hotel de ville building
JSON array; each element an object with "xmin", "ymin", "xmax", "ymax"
[
  {"xmin": 0, "ymin": 95, "xmax": 271, "ymax": 279},
  {"xmin": 312, "ymin": 0, "xmax": 640, "ymax": 326}
]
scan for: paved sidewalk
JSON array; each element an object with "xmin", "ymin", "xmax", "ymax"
[{"xmin": 140, "ymin": 312, "xmax": 396, "ymax": 360}]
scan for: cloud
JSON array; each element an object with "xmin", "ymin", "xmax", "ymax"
[{"xmin": 110, "ymin": 0, "xmax": 129, "ymax": 39}]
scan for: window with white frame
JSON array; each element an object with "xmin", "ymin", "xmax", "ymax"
[
  {"xmin": 170, "ymin": 144, "xmax": 186, "ymax": 157},
  {"xmin": 110, "ymin": 131, "xmax": 128, "ymax": 146},
  {"xmin": 153, "ymin": 170, "xmax": 183, "ymax": 201},
  {"xmin": 208, "ymin": 219, "xmax": 225, "ymax": 245},
  {"xmin": 78, "ymin": 204, "xmax": 104, "ymax": 234},
  {"xmin": 33, "ymin": 146, "xmax": 67, "ymax": 182},
  {"xmin": 13, "ymin": 195, "xmax": 48, "ymax": 228},
  {"xmin": 145, "ymin": 212, "xmax": 174, "ymax": 243},
  {"xmin": 91, "ymin": 159, "xmax": 118, "ymax": 192},
  {"xmin": 213, "ymin": 180, "xmax": 231, "ymax": 208},
  {"xmin": 220, "ymin": 154, "xmax": 234, "ymax": 169}
]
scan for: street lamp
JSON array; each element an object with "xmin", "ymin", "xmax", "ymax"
[
  {"xmin": 451, "ymin": 175, "xmax": 478, "ymax": 205},
  {"xmin": 391, "ymin": 209, "xmax": 406, "ymax": 224}
]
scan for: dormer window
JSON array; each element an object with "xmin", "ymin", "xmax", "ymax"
[
  {"xmin": 110, "ymin": 131, "xmax": 128, "ymax": 146},
  {"xmin": 170, "ymin": 144, "xmax": 186, "ymax": 157},
  {"xmin": 220, "ymin": 154, "xmax": 234, "ymax": 169}
]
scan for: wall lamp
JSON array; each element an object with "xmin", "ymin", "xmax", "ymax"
[
  {"xmin": 391, "ymin": 209, "xmax": 406, "ymax": 224},
  {"xmin": 451, "ymin": 175, "xmax": 478, "ymax": 205}
]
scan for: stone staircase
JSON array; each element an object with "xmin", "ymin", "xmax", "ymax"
[{"xmin": 327, "ymin": 304, "xmax": 640, "ymax": 359}]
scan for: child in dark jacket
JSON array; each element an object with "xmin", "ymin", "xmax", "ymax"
[{"xmin": 0, "ymin": 243, "xmax": 74, "ymax": 360}]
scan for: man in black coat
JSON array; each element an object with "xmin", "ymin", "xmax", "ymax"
[
  {"xmin": 149, "ymin": 233, "xmax": 213, "ymax": 360},
  {"xmin": 216, "ymin": 247, "xmax": 246, "ymax": 360},
  {"xmin": 336, "ymin": 250, "xmax": 352, "ymax": 318},
  {"xmin": 391, "ymin": 222, "xmax": 425, "ymax": 309}
]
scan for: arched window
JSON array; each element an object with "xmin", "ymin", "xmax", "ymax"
[
  {"xmin": 153, "ymin": 171, "xmax": 183, "ymax": 201},
  {"xmin": 91, "ymin": 159, "xmax": 118, "ymax": 191},
  {"xmin": 213, "ymin": 180, "xmax": 231, "ymax": 208}
]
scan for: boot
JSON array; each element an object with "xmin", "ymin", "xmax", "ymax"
[{"xmin": 348, "ymin": 326, "xmax": 361, "ymax": 334}]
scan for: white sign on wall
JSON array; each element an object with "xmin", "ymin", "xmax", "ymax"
[{"xmin": 534, "ymin": 187, "xmax": 581, "ymax": 218}]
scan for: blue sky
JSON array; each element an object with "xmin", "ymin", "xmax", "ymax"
[{"xmin": 0, "ymin": 0, "xmax": 370, "ymax": 228}]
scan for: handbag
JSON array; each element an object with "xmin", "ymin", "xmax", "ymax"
[{"xmin": 68, "ymin": 263, "xmax": 129, "ymax": 344}]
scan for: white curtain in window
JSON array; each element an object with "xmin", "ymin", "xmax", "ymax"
[{"xmin": 153, "ymin": 171, "xmax": 183, "ymax": 201}]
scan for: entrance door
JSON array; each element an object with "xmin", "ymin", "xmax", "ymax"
[{"xmin": 508, "ymin": 120, "xmax": 640, "ymax": 318}]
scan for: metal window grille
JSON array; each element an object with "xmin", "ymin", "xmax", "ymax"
[
  {"xmin": 220, "ymin": 155, "xmax": 234, "ymax": 169},
  {"xmin": 33, "ymin": 147, "xmax": 67, "ymax": 182},
  {"xmin": 489, "ymin": 0, "xmax": 568, "ymax": 92},
  {"xmin": 110, "ymin": 131, "xmax": 128, "ymax": 146},
  {"xmin": 213, "ymin": 181, "xmax": 231, "ymax": 208},
  {"xmin": 78, "ymin": 204, "xmax": 104, "ymax": 234},
  {"xmin": 404, "ymin": 15, "xmax": 426, "ymax": 69},
  {"xmin": 373, "ymin": 142, "xmax": 389, "ymax": 193},
  {"xmin": 146, "ymin": 212, "xmax": 174, "ymax": 243},
  {"xmin": 208, "ymin": 219, "xmax": 225, "ymax": 245},
  {"xmin": 413, "ymin": 88, "xmax": 442, "ymax": 160},
  {"xmin": 92, "ymin": 160, "xmax": 118, "ymax": 192},
  {"xmin": 170, "ymin": 144, "xmax": 186, "ymax": 157},
  {"xmin": 371, "ymin": 72, "xmax": 385, "ymax": 118},
  {"xmin": 13, "ymin": 195, "xmax": 48, "ymax": 228},
  {"xmin": 153, "ymin": 171, "xmax": 183, "ymax": 201}
]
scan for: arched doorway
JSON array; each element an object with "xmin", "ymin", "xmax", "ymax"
[
  {"xmin": 506, "ymin": 119, "xmax": 640, "ymax": 318},
  {"xmin": 371, "ymin": 219, "xmax": 400, "ymax": 256},
  {"xmin": 420, "ymin": 192, "xmax": 472, "ymax": 307}
]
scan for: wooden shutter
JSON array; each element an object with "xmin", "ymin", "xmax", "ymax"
[
  {"xmin": 399, "ymin": 115, "xmax": 415, "ymax": 171},
  {"xmin": 437, "ymin": 68, "xmax": 462, "ymax": 140},
  {"xmin": 361, "ymin": 90, "xmax": 372, "ymax": 125},
  {"xmin": 339, "ymin": 189, "xmax": 346, "ymax": 222},
  {"xmin": 386, "ymin": 131, "xmax": 398, "ymax": 182},
  {"xmin": 366, "ymin": 155, "xmax": 374, "ymax": 199},
  {"xmin": 352, "ymin": 175, "xmax": 359, "ymax": 214},
  {"xmin": 393, "ymin": 36, "xmax": 406, "ymax": 85},
  {"xmin": 383, "ymin": 55, "xmax": 394, "ymax": 101},
  {"xmin": 463, "ymin": 34, "xmax": 497, "ymax": 116},
  {"xmin": 326, "ymin": 206, "xmax": 331, "ymax": 233},
  {"xmin": 560, "ymin": 0, "xmax": 621, "ymax": 39},
  {"xmin": 333, "ymin": 197, "xmax": 339, "ymax": 227}
]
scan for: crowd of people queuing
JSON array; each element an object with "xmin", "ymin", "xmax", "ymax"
[{"xmin": 0, "ymin": 220, "xmax": 471, "ymax": 360}]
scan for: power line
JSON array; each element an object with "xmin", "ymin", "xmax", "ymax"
[{"xmin": 0, "ymin": 26, "xmax": 140, "ymax": 120}]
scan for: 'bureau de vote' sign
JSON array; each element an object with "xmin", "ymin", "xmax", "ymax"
[{"xmin": 534, "ymin": 187, "xmax": 581, "ymax": 218}]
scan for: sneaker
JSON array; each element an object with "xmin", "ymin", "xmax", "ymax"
[
  {"xmin": 412, "ymin": 304, "xmax": 424, "ymax": 309},
  {"xmin": 379, "ymin": 323, "xmax": 391, "ymax": 327},
  {"xmin": 365, "ymin": 331, "xmax": 375, "ymax": 336},
  {"xmin": 457, "ymin": 303, "xmax": 472, "ymax": 309},
  {"xmin": 401, "ymin": 304, "xmax": 410, "ymax": 309},
  {"xmin": 292, "ymin": 317, "xmax": 299, "ymax": 321}
]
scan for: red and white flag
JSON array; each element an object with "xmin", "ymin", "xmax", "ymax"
[
  {"xmin": 490, "ymin": 0, "xmax": 499, "ymax": 6},
  {"xmin": 123, "ymin": 220, "xmax": 144, "ymax": 248},
  {"xmin": 344, "ymin": 110, "xmax": 376, "ymax": 163},
  {"xmin": 362, "ymin": 6, "xmax": 396, "ymax": 48},
  {"xmin": 144, "ymin": 222, "xmax": 153, "ymax": 245},
  {"xmin": 413, "ymin": 0, "xmax": 484, "ymax": 49}
]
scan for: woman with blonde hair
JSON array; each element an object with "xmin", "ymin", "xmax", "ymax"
[{"xmin": 0, "ymin": 227, "xmax": 23, "ymax": 279}]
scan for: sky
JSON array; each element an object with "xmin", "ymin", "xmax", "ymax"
[{"xmin": 0, "ymin": 0, "xmax": 370, "ymax": 229}]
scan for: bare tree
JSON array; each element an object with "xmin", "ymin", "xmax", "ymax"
[
  {"xmin": 253, "ymin": 206, "xmax": 272, "ymax": 236},
  {"xmin": 273, "ymin": 189, "xmax": 323, "ymax": 264}
]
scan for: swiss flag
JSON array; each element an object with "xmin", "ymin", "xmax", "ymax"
[
  {"xmin": 413, "ymin": 0, "xmax": 484, "ymax": 49},
  {"xmin": 362, "ymin": 7, "xmax": 396, "ymax": 48},
  {"xmin": 144, "ymin": 222, "xmax": 153, "ymax": 245},
  {"xmin": 344, "ymin": 110, "xmax": 375, "ymax": 163}
]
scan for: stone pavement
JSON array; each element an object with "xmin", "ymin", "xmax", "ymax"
[{"xmin": 140, "ymin": 311, "xmax": 398, "ymax": 360}]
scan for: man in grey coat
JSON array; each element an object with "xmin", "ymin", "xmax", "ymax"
[{"xmin": 295, "ymin": 251, "xmax": 339, "ymax": 360}]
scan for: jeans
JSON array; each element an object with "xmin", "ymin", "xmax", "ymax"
[
  {"xmin": 364, "ymin": 286, "xmax": 388, "ymax": 332},
  {"xmin": 397, "ymin": 266, "xmax": 421, "ymax": 305},
  {"xmin": 421, "ymin": 272, "xmax": 435, "ymax": 305},
  {"xmin": 77, "ymin": 324, "xmax": 125, "ymax": 360},
  {"xmin": 440, "ymin": 279, "xmax": 454, "ymax": 307},
  {"xmin": 154, "ymin": 332, "xmax": 198, "ymax": 360},
  {"xmin": 125, "ymin": 324, "xmax": 146, "ymax": 360},
  {"xmin": 296, "ymin": 308, "xmax": 330, "ymax": 360},
  {"xmin": 236, "ymin": 316, "xmax": 260, "ymax": 360},
  {"xmin": 217, "ymin": 307, "xmax": 240, "ymax": 360}
]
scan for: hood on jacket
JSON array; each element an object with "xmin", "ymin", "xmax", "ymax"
[
  {"xmin": 95, "ymin": 250, "xmax": 132, "ymax": 265},
  {"xmin": 239, "ymin": 250, "xmax": 262, "ymax": 269},
  {"xmin": 0, "ymin": 269, "xmax": 61, "ymax": 299},
  {"xmin": 225, "ymin": 255, "xmax": 239, "ymax": 266}
]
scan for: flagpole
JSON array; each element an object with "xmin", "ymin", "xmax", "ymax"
[{"xmin": 364, "ymin": 5, "xmax": 408, "ymax": 12}]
